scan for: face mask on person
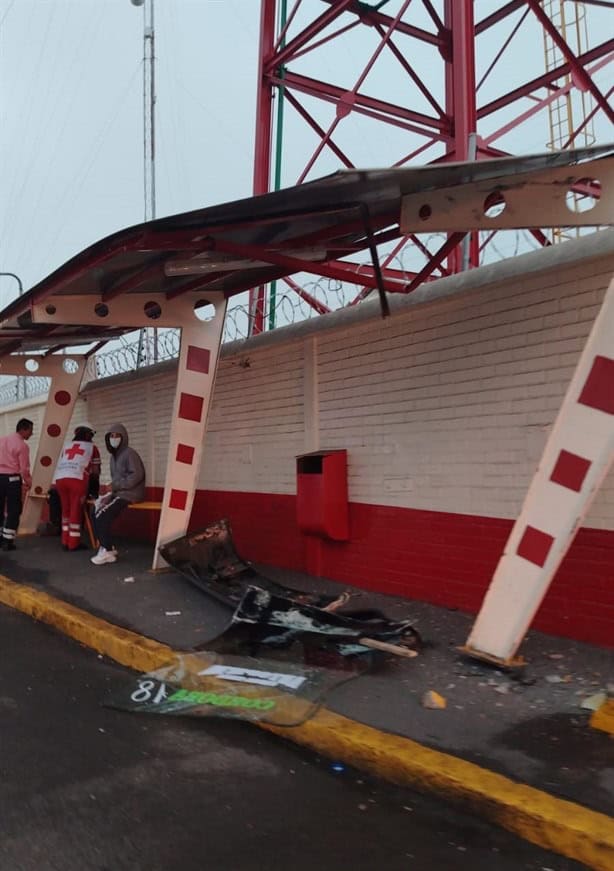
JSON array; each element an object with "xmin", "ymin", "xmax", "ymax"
[{"xmin": 109, "ymin": 436, "xmax": 122, "ymax": 449}]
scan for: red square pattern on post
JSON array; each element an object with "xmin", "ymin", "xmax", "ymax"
[
  {"xmin": 578, "ymin": 355, "xmax": 614, "ymax": 415},
  {"xmin": 169, "ymin": 489, "xmax": 188, "ymax": 511},
  {"xmin": 178, "ymin": 392, "xmax": 204, "ymax": 422},
  {"xmin": 176, "ymin": 443, "xmax": 195, "ymax": 465},
  {"xmin": 550, "ymin": 449, "xmax": 591, "ymax": 493},
  {"xmin": 186, "ymin": 345, "xmax": 210, "ymax": 374},
  {"xmin": 516, "ymin": 525, "xmax": 555, "ymax": 568}
]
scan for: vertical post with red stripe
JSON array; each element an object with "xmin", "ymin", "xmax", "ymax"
[
  {"xmin": 465, "ymin": 275, "xmax": 614, "ymax": 664},
  {"xmin": 153, "ymin": 293, "xmax": 227, "ymax": 569},
  {"xmin": 10, "ymin": 356, "xmax": 88, "ymax": 535}
]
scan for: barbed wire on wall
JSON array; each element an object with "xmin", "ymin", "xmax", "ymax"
[
  {"xmin": 92, "ymin": 328, "xmax": 181, "ymax": 378},
  {"xmin": 0, "ymin": 228, "xmax": 562, "ymax": 407},
  {"xmin": 0, "ymin": 375, "xmax": 51, "ymax": 405}
]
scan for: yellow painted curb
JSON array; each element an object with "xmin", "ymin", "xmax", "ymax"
[
  {"xmin": 262, "ymin": 712, "xmax": 614, "ymax": 871},
  {"xmin": 1, "ymin": 573, "xmax": 613, "ymax": 871},
  {"xmin": 591, "ymin": 699, "xmax": 614, "ymax": 736},
  {"xmin": 0, "ymin": 574, "xmax": 174, "ymax": 673}
]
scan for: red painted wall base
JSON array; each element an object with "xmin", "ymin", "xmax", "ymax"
[{"xmin": 122, "ymin": 487, "xmax": 614, "ymax": 649}]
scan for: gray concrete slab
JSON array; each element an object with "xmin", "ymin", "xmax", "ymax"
[{"xmin": 4, "ymin": 534, "xmax": 613, "ymax": 819}]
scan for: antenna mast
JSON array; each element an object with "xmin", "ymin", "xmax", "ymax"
[
  {"xmin": 131, "ymin": 0, "xmax": 157, "ymax": 364},
  {"xmin": 143, "ymin": 0, "xmax": 156, "ymax": 222}
]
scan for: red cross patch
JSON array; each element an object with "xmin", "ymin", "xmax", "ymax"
[{"xmin": 65, "ymin": 443, "xmax": 86, "ymax": 461}]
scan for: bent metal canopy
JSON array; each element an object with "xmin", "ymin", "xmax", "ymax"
[{"xmin": 0, "ymin": 144, "xmax": 612, "ymax": 357}]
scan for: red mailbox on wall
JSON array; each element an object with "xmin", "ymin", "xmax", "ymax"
[{"xmin": 296, "ymin": 449, "xmax": 349, "ymax": 541}]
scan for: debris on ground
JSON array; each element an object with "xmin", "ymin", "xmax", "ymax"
[
  {"xmin": 494, "ymin": 684, "xmax": 510, "ymax": 694},
  {"xmin": 422, "ymin": 690, "xmax": 446, "ymax": 709},
  {"xmin": 106, "ymin": 649, "xmax": 361, "ymax": 728},
  {"xmin": 161, "ymin": 519, "xmax": 422, "ymax": 661},
  {"xmin": 580, "ymin": 691, "xmax": 606, "ymax": 711}
]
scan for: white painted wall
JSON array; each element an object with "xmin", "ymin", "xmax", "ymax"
[{"xmin": 3, "ymin": 233, "xmax": 613, "ymax": 531}]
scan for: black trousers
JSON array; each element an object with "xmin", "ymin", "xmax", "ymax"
[
  {"xmin": 93, "ymin": 495, "xmax": 129, "ymax": 549},
  {"xmin": 0, "ymin": 474, "xmax": 22, "ymax": 542}
]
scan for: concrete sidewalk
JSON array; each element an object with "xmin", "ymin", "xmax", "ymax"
[{"xmin": 1, "ymin": 534, "xmax": 613, "ymax": 868}]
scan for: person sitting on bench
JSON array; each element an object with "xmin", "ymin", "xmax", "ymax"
[{"xmin": 91, "ymin": 423, "xmax": 145, "ymax": 566}]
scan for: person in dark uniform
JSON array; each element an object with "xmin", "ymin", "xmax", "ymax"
[{"xmin": 0, "ymin": 417, "xmax": 33, "ymax": 550}]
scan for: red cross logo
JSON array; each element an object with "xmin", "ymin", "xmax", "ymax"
[{"xmin": 65, "ymin": 443, "xmax": 86, "ymax": 460}]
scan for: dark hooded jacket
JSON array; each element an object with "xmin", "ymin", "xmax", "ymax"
[{"xmin": 105, "ymin": 423, "xmax": 146, "ymax": 503}]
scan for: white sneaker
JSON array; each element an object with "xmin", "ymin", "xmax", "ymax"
[{"xmin": 91, "ymin": 546, "xmax": 117, "ymax": 566}]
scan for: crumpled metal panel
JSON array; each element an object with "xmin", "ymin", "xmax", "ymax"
[
  {"xmin": 159, "ymin": 518, "xmax": 345, "ymax": 610},
  {"xmin": 228, "ymin": 585, "xmax": 421, "ymax": 656},
  {"xmin": 162, "ymin": 520, "xmax": 422, "ymax": 659}
]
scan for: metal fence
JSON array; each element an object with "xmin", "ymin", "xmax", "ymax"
[
  {"xmin": 0, "ymin": 241, "xmax": 507, "ymax": 406},
  {"xmin": 0, "ymin": 275, "xmax": 370, "ymax": 406},
  {"xmin": 0, "ymin": 375, "xmax": 51, "ymax": 405}
]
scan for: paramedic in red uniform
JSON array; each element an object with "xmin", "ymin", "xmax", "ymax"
[
  {"xmin": 0, "ymin": 417, "xmax": 33, "ymax": 550},
  {"xmin": 54, "ymin": 423, "xmax": 101, "ymax": 551}
]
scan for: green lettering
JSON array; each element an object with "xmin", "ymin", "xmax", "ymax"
[{"xmin": 166, "ymin": 689, "xmax": 276, "ymax": 713}]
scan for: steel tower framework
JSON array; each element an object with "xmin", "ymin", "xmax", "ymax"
[{"xmin": 250, "ymin": 0, "xmax": 614, "ymax": 333}]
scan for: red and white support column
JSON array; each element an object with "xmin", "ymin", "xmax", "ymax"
[
  {"xmin": 464, "ymin": 275, "xmax": 614, "ymax": 665},
  {"xmin": 153, "ymin": 295, "xmax": 227, "ymax": 568},
  {"xmin": 0, "ymin": 355, "xmax": 87, "ymax": 535},
  {"xmin": 29, "ymin": 290, "xmax": 228, "ymax": 563}
]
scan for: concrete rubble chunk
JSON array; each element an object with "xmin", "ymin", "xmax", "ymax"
[{"xmin": 422, "ymin": 690, "xmax": 446, "ymax": 710}]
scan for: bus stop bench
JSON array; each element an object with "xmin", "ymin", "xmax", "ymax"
[
  {"xmin": 85, "ymin": 501, "xmax": 162, "ymax": 548},
  {"xmin": 30, "ymin": 494, "xmax": 162, "ymax": 549}
]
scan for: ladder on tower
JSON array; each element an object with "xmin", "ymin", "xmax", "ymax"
[{"xmin": 542, "ymin": 0, "xmax": 597, "ymax": 243}]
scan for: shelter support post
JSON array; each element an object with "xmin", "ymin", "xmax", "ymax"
[
  {"xmin": 0, "ymin": 355, "xmax": 88, "ymax": 535},
  {"xmin": 28, "ymin": 291, "xmax": 228, "ymax": 559},
  {"xmin": 463, "ymin": 274, "xmax": 614, "ymax": 665},
  {"xmin": 153, "ymin": 293, "xmax": 228, "ymax": 570}
]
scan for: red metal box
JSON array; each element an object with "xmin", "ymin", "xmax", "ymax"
[{"xmin": 296, "ymin": 449, "xmax": 349, "ymax": 541}]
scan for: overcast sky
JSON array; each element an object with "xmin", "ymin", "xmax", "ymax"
[{"xmin": 1, "ymin": 0, "xmax": 612, "ymax": 313}]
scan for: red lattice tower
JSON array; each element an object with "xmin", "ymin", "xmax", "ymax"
[{"xmin": 250, "ymin": 0, "xmax": 613, "ymax": 333}]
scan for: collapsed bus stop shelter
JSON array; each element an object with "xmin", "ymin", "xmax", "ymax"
[{"xmin": 0, "ymin": 144, "xmax": 612, "ymax": 666}]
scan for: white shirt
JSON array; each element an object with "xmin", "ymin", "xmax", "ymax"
[{"xmin": 54, "ymin": 440, "xmax": 95, "ymax": 482}]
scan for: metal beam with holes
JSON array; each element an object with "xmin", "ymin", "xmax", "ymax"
[
  {"xmin": 31, "ymin": 293, "xmax": 210, "ymax": 330},
  {"xmin": 400, "ymin": 158, "xmax": 614, "ymax": 232}
]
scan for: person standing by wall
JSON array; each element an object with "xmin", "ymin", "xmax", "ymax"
[
  {"xmin": 54, "ymin": 423, "xmax": 100, "ymax": 551},
  {"xmin": 92, "ymin": 423, "xmax": 145, "ymax": 566},
  {"xmin": 0, "ymin": 417, "xmax": 33, "ymax": 550}
]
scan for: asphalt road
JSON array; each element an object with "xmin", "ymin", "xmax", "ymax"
[{"xmin": 0, "ymin": 606, "xmax": 585, "ymax": 871}]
